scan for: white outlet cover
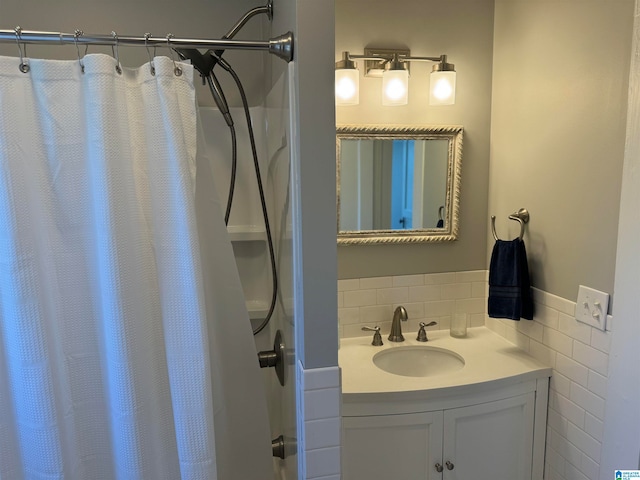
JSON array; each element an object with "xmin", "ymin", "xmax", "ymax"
[{"xmin": 575, "ymin": 285, "xmax": 609, "ymax": 331}]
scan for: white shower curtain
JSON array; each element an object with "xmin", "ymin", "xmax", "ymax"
[{"xmin": 0, "ymin": 54, "xmax": 272, "ymax": 479}]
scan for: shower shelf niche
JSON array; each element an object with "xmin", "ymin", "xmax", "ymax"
[
  {"xmin": 227, "ymin": 225, "xmax": 267, "ymax": 242},
  {"xmin": 246, "ymin": 300, "xmax": 270, "ymax": 319}
]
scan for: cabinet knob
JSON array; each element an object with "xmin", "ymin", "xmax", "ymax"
[
  {"xmin": 434, "ymin": 463, "xmax": 443, "ymax": 473},
  {"xmin": 445, "ymin": 460, "xmax": 455, "ymax": 470}
]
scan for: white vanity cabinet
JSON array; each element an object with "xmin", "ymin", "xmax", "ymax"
[
  {"xmin": 343, "ymin": 411, "xmax": 443, "ymax": 479},
  {"xmin": 342, "ymin": 379, "xmax": 548, "ymax": 480},
  {"xmin": 442, "ymin": 392, "xmax": 535, "ymax": 479}
]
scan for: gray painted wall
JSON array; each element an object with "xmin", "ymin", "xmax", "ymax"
[
  {"xmin": 336, "ymin": 0, "xmax": 495, "ymax": 279},
  {"xmin": 292, "ymin": 0, "xmax": 338, "ymax": 369},
  {"xmin": 489, "ymin": 0, "xmax": 634, "ymax": 302}
]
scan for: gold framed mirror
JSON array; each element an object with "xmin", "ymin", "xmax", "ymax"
[{"xmin": 337, "ymin": 125, "xmax": 463, "ymax": 245}]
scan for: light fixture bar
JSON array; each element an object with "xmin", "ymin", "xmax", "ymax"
[{"xmin": 362, "ymin": 48, "xmax": 410, "ymax": 77}]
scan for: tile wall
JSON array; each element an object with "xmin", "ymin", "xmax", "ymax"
[
  {"xmin": 337, "ymin": 270, "xmax": 487, "ymax": 339},
  {"xmin": 486, "ymin": 288, "xmax": 612, "ymax": 480},
  {"xmin": 296, "ymin": 363, "xmax": 341, "ymax": 480},
  {"xmin": 337, "ymin": 271, "xmax": 613, "ymax": 480}
]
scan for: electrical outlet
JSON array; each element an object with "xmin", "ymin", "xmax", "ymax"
[{"xmin": 575, "ymin": 285, "xmax": 609, "ymax": 331}]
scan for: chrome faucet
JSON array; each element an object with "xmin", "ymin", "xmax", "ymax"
[{"xmin": 388, "ymin": 305, "xmax": 408, "ymax": 342}]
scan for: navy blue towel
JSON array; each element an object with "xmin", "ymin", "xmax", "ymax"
[{"xmin": 488, "ymin": 238, "xmax": 534, "ymax": 320}]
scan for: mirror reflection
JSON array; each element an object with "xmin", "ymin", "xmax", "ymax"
[
  {"xmin": 339, "ymin": 138, "xmax": 449, "ymax": 231},
  {"xmin": 337, "ymin": 126, "xmax": 462, "ymax": 244}
]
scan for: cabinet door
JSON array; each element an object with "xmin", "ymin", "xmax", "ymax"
[
  {"xmin": 343, "ymin": 411, "xmax": 444, "ymax": 480},
  {"xmin": 443, "ymin": 393, "xmax": 535, "ymax": 480}
]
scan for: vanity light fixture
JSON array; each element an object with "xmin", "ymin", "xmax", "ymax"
[
  {"xmin": 334, "ymin": 48, "xmax": 456, "ymax": 107},
  {"xmin": 335, "ymin": 51, "xmax": 360, "ymax": 106},
  {"xmin": 382, "ymin": 54, "xmax": 409, "ymax": 106}
]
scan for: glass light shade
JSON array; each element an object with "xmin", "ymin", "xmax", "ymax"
[
  {"xmin": 382, "ymin": 69, "xmax": 409, "ymax": 106},
  {"xmin": 429, "ymin": 70, "xmax": 456, "ymax": 106},
  {"xmin": 335, "ymin": 69, "xmax": 359, "ymax": 106}
]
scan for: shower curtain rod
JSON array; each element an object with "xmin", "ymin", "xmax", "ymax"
[{"xmin": 0, "ymin": 29, "xmax": 294, "ymax": 62}]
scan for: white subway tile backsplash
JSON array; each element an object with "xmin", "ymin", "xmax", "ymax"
[
  {"xmin": 298, "ymin": 363, "xmax": 341, "ymax": 480},
  {"xmin": 529, "ymin": 339, "xmax": 557, "ymax": 367},
  {"xmin": 338, "ymin": 278, "xmax": 359, "ymax": 291},
  {"xmin": 552, "ymin": 392, "xmax": 586, "ymax": 429},
  {"xmin": 579, "ymin": 452, "xmax": 599, "ymax": 480},
  {"xmin": 304, "ymin": 387, "xmax": 341, "ymax": 421},
  {"xmin": 424, "ymin": 300, "xmax": 455, "ymax": 317},
  {"xmin": 590, "ymin": 328, "xmax": 612, "ymax": 354},
  {"xmin": 543, "ymin": 328, "xmax": 574, "ymax": 357},
  {"xmin": 513, "ymin": 318, "xmax": 544, "ymax": 342},
  {"xmin": 558, "ymin": 312, "xmax": 592, "ymax": 344},
  {"xmin": 547, "ymin": 465, "xmax": 566, "ymax": 480},
  {"xmin": 487, "ymin": 285, "xmax": 611, "ymax": 480},
  {"xmin": 469, "ymin": 313, "xmax": 485, "ymax": 327},
  {"xmin": 441, "ymin": 282, "xmax": 472, "ymax": 300},
  {"xmin": 502, "ymin": 324, "xmax": 531, "ymax": 352},
  {"xmin": 424, "ymin": 272, "xmax": 456, "ymax": 284},
  {"xmin": 564, "ymin": 462, "xmax": 590, "ymax": 480},
  {"xmin": 376, "ymin": 287, "xmax": 409, "ymax": 305},
  {"xmin": 305, "ymin": 446, "xmax": 341, "ymax": 478},
  {"xmin": 551, "ymin": 429, "xmax": 583, "ymax": 469},
  {"xmin": 471, "ymin": 281, "xmax": 486, "ymax": 298},
  {"xmin": 360, "ymin": 276, "xmax": 392, "ymax": 290},
  {"xmin": 303, "ymin": 366, "xmax": 341, "ymax": 391},
  {"xmin": 359, "ymin": 305, "xmax": 393, "ymax": 324},
  {"xmin": 395, "ymin": 302, "xmax": 424, "ymax": 319},
  {"xmin": 550, "ymin": 372, "xmax": 572, "ymax": 398},
  {"xmin": 566, "ymin": 422, "xmax": 601, "ymax": 463},
  {"xmin": 534, "ymin": 288, "xmax": 576, "ymax": 317},
  {"xmin": 584, "ymin": 413, "xmax": 604, "ymax": 442},
  {"xmin": 338, "ymin": 307, "xmax": 360, "ymax": 325},
  {"xmin": 392, "ymin": 274, "xmax": 424, "ymax": 287},
  {"xmin": 556, "ymin": 353, "xmax": 590, "ymax": 387},
  {"xmin": 570, "ymin": 383, "xmax": 605, "ymax": 421},
  {"xmin": 547, "ymin": 446, "xmax": 567, "ymax": 475},
  {"xmin": 587, "ymin": 370, "xmax": 607, "ymax": 399},
  {"xmin": 535, "ymin": 304, "xmax": 560, "ymax": 330},
  {"xmin": 485, "ymin": 316, "xmax": 507, "ymax": 337},
  {"xmin": 548, "ymin": 407, "xmax": 569, "ymax": 436},
  {"xmin": 455, "ymin": 270, "xmax": 486, "ymax": 282},
  {"xmin": 454, "ymin": 297, "xmax": 485, "ymax": 314},
  {"xmin": 343, "ymin": 289, "xmax": 377, "ymax": 307},
  {"xmin": 305, "ymin": 417, "xmax": 341, "ymax": 450},
  {"xmin": 408, "ymin": 284, "xmax": 441, "ymax": 302},
  {"xmin": 572, "ymin": 341, "xmax": 609, "ymax": 377}
]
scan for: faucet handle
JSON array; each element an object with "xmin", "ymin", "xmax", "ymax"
[
  {"xmin": 362, "ymin": 326, "xmax": 383, "ymax": 346},
  {"xmin": 416, "ymin": 321, "xmax": 438, "ymax": 342}
]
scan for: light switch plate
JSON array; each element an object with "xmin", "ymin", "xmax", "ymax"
[{"xmin": 575, "ymin": 285, "xmax": 609, "ymax": 331}]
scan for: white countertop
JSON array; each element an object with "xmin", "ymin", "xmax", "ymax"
[{"xmin": 340, "ymin": 327, "xmax": 552, "ymax": 400}]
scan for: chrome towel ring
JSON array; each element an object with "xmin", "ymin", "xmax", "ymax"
[{"xmin": 491, "ymin": 208, "xmax": 530, "ymax": 241}]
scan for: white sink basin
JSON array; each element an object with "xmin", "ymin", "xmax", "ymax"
[{"xmin": 373, "ymin": 346, "xmax": 465, "ymax": 377}]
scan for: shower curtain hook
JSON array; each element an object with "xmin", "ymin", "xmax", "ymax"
[
  {"xmin": 144, "ymin": 33, "xmax": 156, "ymax": 76},
  {"xmin": 73, "ymin": 30, "xmax": 85, "ymax": 74},
  {"xmin": 111, "ymin": 31, "xmax": 122, "ymax": 74},
  {"xmin": 13, "ymin": 26, "xmax": 30, "ymax": 73},
  {"xmin": 166, "ymin": 34, "xmax": 183, "ymax": 77}
]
